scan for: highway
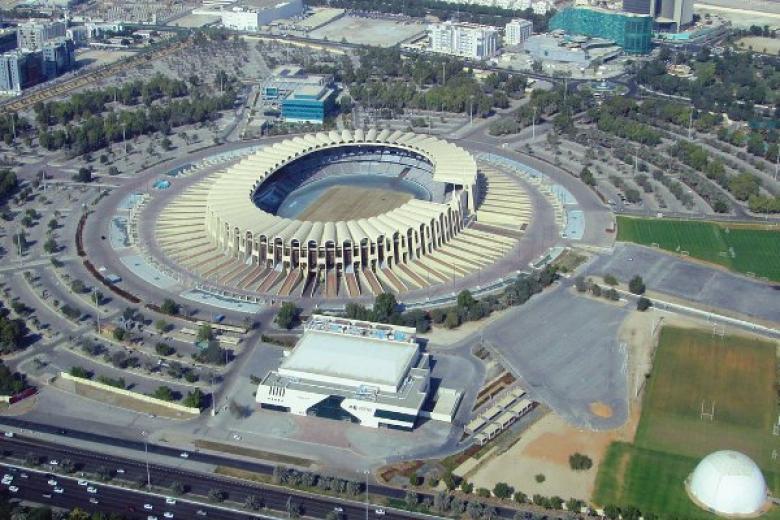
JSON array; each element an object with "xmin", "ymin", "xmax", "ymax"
[
  {"xmin": 0, "ymin": 463, "xmax": 265, "ymax": 519},
  {"xmin": 0, "ymin": 434, "xmax": 445, "ymax": 520}
]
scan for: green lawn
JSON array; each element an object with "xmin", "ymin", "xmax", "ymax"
[
  {"xmin": 593, "ymin": 327, "xmax": 780, "ymax": 516},
  {"xmin": 615, "ymin": 216, "xmax": 780, "ymax": 281},
  {"xmin": 594, "ymin": 443, "xmax": 780, "ymax": 520}
]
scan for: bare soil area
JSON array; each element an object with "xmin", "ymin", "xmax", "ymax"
[{"xmin": 297, "ymin": 186, "xmax": 412, "ymax": 221}]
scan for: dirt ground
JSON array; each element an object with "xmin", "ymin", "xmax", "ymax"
[
  {"xmin": 297, "ymin": 186, "xmax": 411, "ymax": 221},
  {"xmin": 462, "ymin": 309, "xmax": 662, "ymax": 500},
  {"xmin": 736, "ymin": 36, "xmax": 780, "ymax": 55},
  {"xmin": 466, "ymin": 411, "xmax": 639, "ymax": 501}
]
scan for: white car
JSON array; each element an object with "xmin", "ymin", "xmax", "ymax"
[
  {"xmin": 164, "ymin": 513, "xmax": 174, "ymax": 519},
  {"xmin": 53, "ymin": 487, "xmax": 64, "ymax": 494},
  {"xmin": 2, "ymin": 474, "xmax": 12, "ymax": 481},
  {"xmin": 375, "ymin": 509, "xmax": 386, "ymax": 516},
  {"xmin": 42, "ymin": 493, "xmax": 52, "ymax": 499},
  {"xmin": 20, "ymin": 473, "xmax": 28, "ymax": 479},
  {"xmin": 47, "ymin": 479, "xmax": 58, "ymax": 486},
  {"xmin": 196, "ymin": 511, "xmax": 207, "ymax": 517},
  {"xmin": 144, "ymin": 504, "xmax": 153, "ymax": 511},
  {"xmin": 116, "ymin": 468, "xmax": 125, "ymax": 474},
  {"xmin": 179, "ymin": 452, "xmax": 189, "ymax": 459},
  {"xmin": 49, "ymin": 460, "xmax": 59, "ymax": 466},
  {"xmin": 165, "ymin": 497, "xmax": 176, "ymax": 505},
  {"xmin": 77, "ymin": 479, "xmax": 88, "ymax": 486},
  {"xmin": 3, "ymin": 431, "xmax": 13, "ymax": 438},
  {"xmin": 8, "ymin": 486, "xmax": 18, "ymax": 493},
  {"xmin": 334, "ymin": 507, "xmax": 344, "ymax": 513},
  {"xmin": 147, "ymin": 517, "xmax": 158, "ymax": 520},
  {"xmin": 89, "ymin": 498, "xmax": 99, "ymax": 504},
  {"xmin": 87, "ymin": 486, "xmax": 97, "ymax": 494}
]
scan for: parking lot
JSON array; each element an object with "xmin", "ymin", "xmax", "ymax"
[
  {"xmin": 587, "ymin": 243, "xmax": 780, "ymax": 324},
  {"xmin": 483, "ymin": 287, "xmax": 630, "ymax": 430}
]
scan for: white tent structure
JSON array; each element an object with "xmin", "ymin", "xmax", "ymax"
[{"xmin": 687, "ymin": 450, "xmax": 768, "ymax": 516}]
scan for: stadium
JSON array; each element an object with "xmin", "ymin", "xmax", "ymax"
[{"xmin": 155, "ymin": 129, "xmax": 532, "ymax": 298}]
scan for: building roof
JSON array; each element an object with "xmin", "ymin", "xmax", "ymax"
[
  {"xmin": 204, "ymin": 130, "xmax": 477, "ymax": 245},
  {"xmin": 688, "ymin": 450, "xmax": 768, "ymax": 515},
  {"xmin": 279, "ymin": 330, "xmax": 419, "ymax": 391}
]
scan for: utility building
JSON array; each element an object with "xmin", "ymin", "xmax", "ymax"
[{"xmin": 257, "ymin": 316, "xmax": 459, "ymax": 430}]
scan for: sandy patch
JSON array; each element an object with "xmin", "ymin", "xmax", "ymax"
[
  {"xmin": 589, "ymin": 401, "xmax": 613, "ymax": 418},
  {"xmin": 467, "ymin": 408, "xmax": 641, "ymax": 501}
]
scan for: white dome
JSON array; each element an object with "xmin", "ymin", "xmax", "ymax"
[{"xmin": 688, "ymin": 450, "xmax": 767, "ymax": 516}]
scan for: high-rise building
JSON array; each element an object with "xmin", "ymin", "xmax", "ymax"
[
  {"xmin": 654, "ymin": 0, "xmax": 693, "ymax": 31},
  {"xmin": 41, "ymin": 38, "xmax": 75, "ymax": 80},
  {"xmin": 16, "ymin": 20, "xmax": 67, "ymax": 51},
  {"xmin": 549, "ymin": 7, "xmax": 652, "ymax": 54},
  {"xmin": 428, "ymin": 21, "xmax": 499, "ymax": 60},
  {"xmin": 505, "ymin": 18, "xmax": 533, "ymax": 46},
  {"xmin": 622, "ymin": 0, "xmax": 692, "ymax": 31},
  {"xmin": 0, "ymin": 50, "xmax": 43, "ymax": 94}
]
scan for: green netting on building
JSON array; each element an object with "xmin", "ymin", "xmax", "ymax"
[{"xmin": 550, "ymin": 8, "xmax": 652, "ymax": 54}]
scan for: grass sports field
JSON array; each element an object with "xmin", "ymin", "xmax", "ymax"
[
  {"xmin": 593, "ymin": 326, "xmax": 780, "ymax": 517},
  {"xmin": 616, "ymin": 216, "xmax": 780, "ymax": 282},
  {"xmin": 297, "ymin": 186, "xmax": 412, "ymax": 221}
]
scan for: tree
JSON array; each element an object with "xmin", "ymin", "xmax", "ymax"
[
  {"xmin": 603, "ymin": 274, "xmax": 618, "ymax": 286},
  {"xmin": 69, "ymin": 366, "xmax": 91, "ymax": 379},
  {"xmin": 196, "ymin": 341, "xmax": 227, "ymax": 365},
  {"xmin": 161, "ymin": 137, "xmax": 173, "ymax": 151},
  {"xmin": 628, "ymin": 275, "xmax": 646, "ymax": 295},
  {"xmin": 275, "ymin": 302, "xmax": 299, "ymax": 330},
  {"xmin": 244, "ymin": 495, "xmax": 263, "ymax": 510},
  {"xmin": 534, "ymin": 473, "xmax": 545, "ymax": 483},
  {"xmin": 170, "ymin": 481, "xmax": 185, "ymax": 495},
  {"xmin": 457, "ymin": 289, "xmax": 476, "ymax": 310},
  {"xmin": 73, "ymin": 167, "xmax": 92, "ymax": 183},
  {"xmin": 513, "ymin": 491, "xmax": 528, "ymax": 503},
  {"xmin": 373, "ymin": 293, "xmax": 398, "ymax": 322},
  {"xmin": 183, "ymin": 388, "xmax": 203, "ymax": 409},
  {"xmin": 574, "ymin": 276, "xmax": 588, "ymax": 293},
  {"xmin": 70, "ymin": 279, "xmax": 87, "ymax": 293},
  {"xmin": 152, "ymin": 385, "xmax": 175, "ymax": 402},
  {"xmin": 155, "ymin": 342, "xmax": 175, "ymax": 356},
  {"xmin": 636, "ymin": 297, "xmax": 652, "ymax": 311},
  {"xmin": 196, "ymin": 323, "xmax": 213, "ymax": 342},
  {"xmin": 568, "ymin": 452, "xmax": 593, "ymax": 470},
  {"xmin": 91, "ymin": 290, "xmax": 103, "ymax": 306},
  {"xmin": 461, "ymin": 480, "xmax": 474, "ymax": 494},
  {"xmin": 160, "ymin": 298, "xmax": 180, "ymax": 315},
  {"xmin": 404, "ymin": 491, "xmax": 419, "ymax": 507},
  {"xmin": 112, "ymin": 327, "xmax": 126, "ymax": 341},
  {"xmin": 493, "ymin": 482, "xmax": 514, "ymax": 499},
  {"xmin": 580, "ymin": 167, "xmax": 595, "ymax": 186},
  {"xmin": 208, "ymin": 488, "xmax": 226, "ymax": 502},
  {"xmin": 476, "ymin": 487, "xmax": 491, "ymax": 498},
  {"xmin": 444, "ymin": 310, "xmax": 460, "ymax": 329}
]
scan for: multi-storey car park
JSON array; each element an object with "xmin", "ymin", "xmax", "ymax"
[{"xmin": 152, "ymin": 129, "xmax": 534, "ymax": 298}]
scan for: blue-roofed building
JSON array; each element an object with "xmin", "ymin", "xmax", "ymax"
[{"xmin": 281, "ymin": 84, "xmax": 335, "ymax": 125}]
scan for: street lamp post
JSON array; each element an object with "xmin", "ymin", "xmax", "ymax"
[
  {"xmin": 141, "ymin": 431, "xmax": 151, "ymax": 489},
  {"xmin": 93, "ymin": 287, "xmax": 100, "ymax": 333},
  {"xmin": 364, "ymin": 470, "xmax": 369, "ymax": 520}
]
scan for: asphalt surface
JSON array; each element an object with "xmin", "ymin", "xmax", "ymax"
[
  {"xmin": 586, "ymin": 243, "xmax": 780, "ymax": 324},
  {"xmin": 482, "ymin": 286, "xmax": 630, "ymax": 430},
  {"xmin": 0, "ymin": 433, "xmax": 541, "ymax": 520}
]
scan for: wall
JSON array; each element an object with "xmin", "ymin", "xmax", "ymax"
[{"xmin": 60, "ymin": 372, "xmax": 200, "ymax": 415}]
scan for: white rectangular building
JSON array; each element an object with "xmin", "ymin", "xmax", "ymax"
[
  {"xmin": 505, "ymin": 18, "xmax": 533, "ymax": 46},
  {"xmin": 257, "ymin": 316, "xmax": 458, "ymax": 430},
  {"xmin": 428, "ymin": 21, "xmax": 499, "ymax": 60}
]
